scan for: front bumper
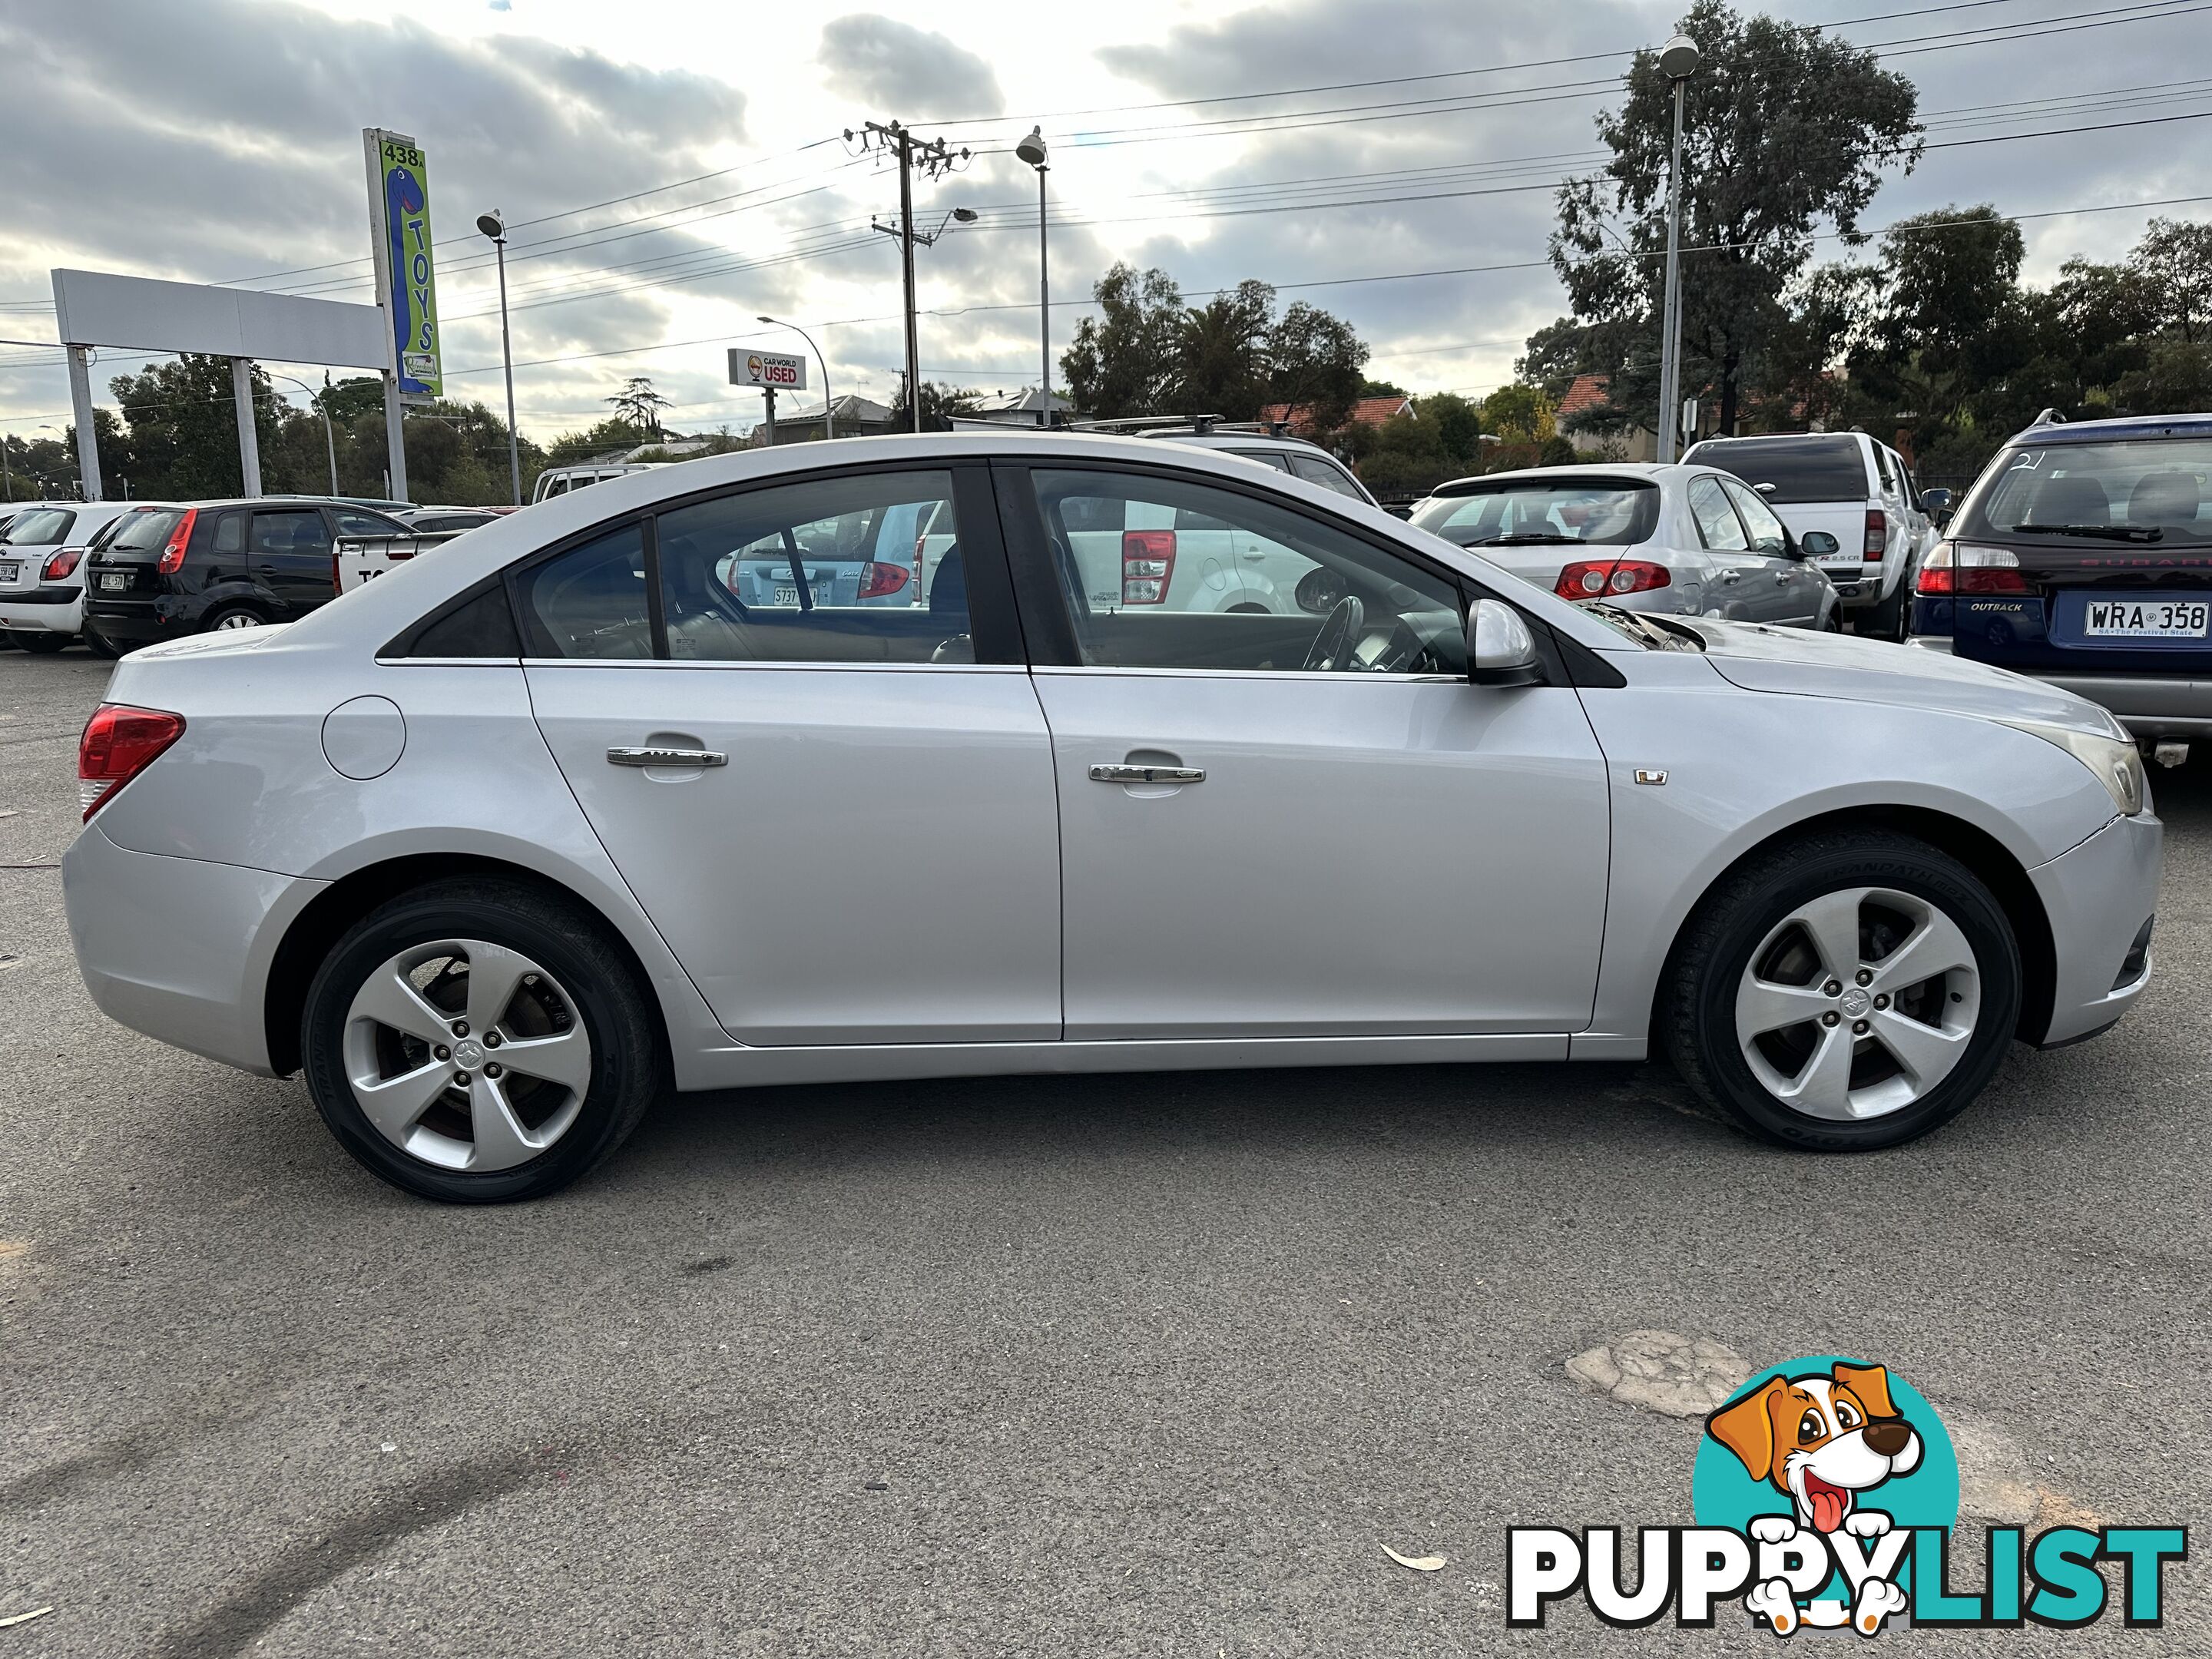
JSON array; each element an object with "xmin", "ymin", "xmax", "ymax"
[
  {"xmin": 64, "ymin": 821, "xmax": 326, "ymax": 1075},
  {"xmin": 0, "ymin": 586, "xmax": 84, "ymax": 634},
  {"xmin": 2029, "ymin": 810, "xmax": 2163, "ymax": 1046}
]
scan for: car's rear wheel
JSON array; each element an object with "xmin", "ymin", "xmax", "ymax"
[
  {"xmin": 82, "ymin": 626, "xmax": 124, "ymax": 659},
  {"xmin": 1664, "ymin": 830, "xmax": 2021, "ymax": 1151},
  {"xmin": 302, "ymin": 878, "xmax": 662, "ymax": 1202},
  {"xmin": 205, "ymin": 605, "xmax": 266, "ymax": 632}
]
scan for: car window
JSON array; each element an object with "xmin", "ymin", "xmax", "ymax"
[
  {"xmin": 107, "ymin": 508, "xmax": 185, "ymax": 554},
  {"xmin": 1688, "ymin": 436, "xmax": 1871, "ymax": 504},
  {"xmin": 212, "ymin": 512, "xmax": 246, "ymax": 555},
  {"xmin": 1872, "ymin": 444, "xmax": 1897, "ymax": 492},
  {"xmin": 657, "ymin": 469, "xmax": 970, "ymax": 664},
  {"xmin": 1288, "ymin": 454, "xmax": 1366, "ymax": 499},
  {"xmin": 333, "ymin": 508, "xmax": 409, "ymax": 536},
  {"xmin": 250, "ymin": 510, "xmax": 332, "ymax": 555},
  {"xmin": 1688, "ymin": 476, "xmax": 1751, "ymax": 551},
  {"xmin": 1228, "ymin": 449, "xmax": 1293, "ymax": 472},
  {"xmin": 1956, "ymin": 438, "xmax": 2212, "ymax": 541},
  {"xmin": 1721, "ymin": 478, "xmax": 1790, "ymax": 553},
  {"xmin": 3, "ymin": 508, "xmax": 75, "ymax": 545},
  {"xmin": 513, "ymin": 522, "xmax": 652, "ymax": 658},
  {"xmin": 1029, "ymin": 468, "xmax": 1466, "ymax": 675},
  {"xmin": 1411, "ymin": 481, "xmax": 1658, "ymax": 547}
]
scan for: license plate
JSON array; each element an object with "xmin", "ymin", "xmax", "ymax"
[
  {"xmin": 100, "ymin": 571, "xmax": 129, "ymax": 591},
  {"xmin": 773, "ymin": 584, "xmax": 831, "ymax": 607},
  {"xmin": 2084, "ymin": 598, "xmax": 2210, "ymax": 638},
  {"xmin": 0, "ymin": 561, "xmax": 17, "ymax": 581}
]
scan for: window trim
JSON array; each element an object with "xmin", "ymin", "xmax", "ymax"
[{"xmin": 1687, "ymin": 473, "xmax": 1753, "ymax": 553}]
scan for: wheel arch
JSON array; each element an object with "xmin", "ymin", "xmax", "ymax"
[
  {"xmin": 263, "ymin": 851, "xmax": 674, "ymax": 1078},
  {"xmin": 1648, "ymin": 803, "xmax": 2058, "ymax": 1051}
]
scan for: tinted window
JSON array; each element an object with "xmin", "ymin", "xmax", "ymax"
[
  {"xmin": 214, "ymin": 512, "xmax": 247, "ymax": 555},
  {"xmin": 250, "ymin": 510, "xmax": 332, "ymax": 555},
  {"xmin": 100, "ymin": 508, "xmax": 180, "ymax": 554},
  {"xmin": 409, "ymin": 587, "xmax": 522, "ymax": 658},
  {"xmin": 657, "ymin": 470, "xmax": 969, "ymax": 664},
  {"xmin": 513, "ymin": 522, "xmax": 652, "ymax": 658},
  {"xmin": 1721, "ymin": 478, "xmax": 1790, "ymax": 553},
  {"xmin": 1690, "ymin": 436, "xmax": 1870, "ymax": 504},
  {"xmin": 334, "ymin": 508, "xmax": 409, "ymax": 536},
  {"xmin": 1411, "ymin": 480, "xmax": 1658, "ymax": 547},
  {"xmin": 1957, "ymin": 439, "xmax": 2212, "ymax": 543},
  {"xmin": 1688, "ymin": 476, "xmax": 1750, "ymax": 551},
  {"xmin": 3, "ymin": 508, "xmax": 75, "ymax": 545},
  {"xmin": 1289, "ymin": 454, "xmax": 1366, "ymax": 499},
  {"xmin": 1031, "ymin": 468, "xmax": 1466, "ymax": 675},
  {"xmin": 1229, "ymin": 449, "xmax": 1293, "ymax": 472}
]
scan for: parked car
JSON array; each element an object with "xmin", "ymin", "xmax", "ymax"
[
  {"xmin": 397, "ymin": 506, "xmax": 503, "ymax": 535},
  {"xmin": 531, "ymin": 463, "xmax": 665, "ymax": 504},
  {"xmin": 82, "ymin": 497, "xmax": 412, "ymax": 648},
  {"xmin": 1409, "ymin": 465, "xmax": 1839, "ymax": 629},
  {"xmin": 0, "ymin": 499, "xmax": 155, "ymax": 654},
  {"xmin": 65, "ymin": 432, "xmax": 2158, "ymax": 1201},
  {"xmin": 724, "ymin": 493, "xmax": 955, "ymax": 611},
  {"xmin": 1684, "ymin": 431, "xmax": 1937, "ymax": 638},
  {"xmin": 1906, "ymin": 410, "xmax": 2212, "ymax": 761},
  {"xmin": 975, "ymin": 415, "xmax": 1379, "ymax": 504}
]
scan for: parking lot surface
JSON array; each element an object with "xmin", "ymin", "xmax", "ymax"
[{"xmin": 2, "ymin": 641, "xmax": 2206, "ymax": 1655}]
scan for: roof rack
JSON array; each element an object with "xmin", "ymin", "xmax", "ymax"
[
  {"xmin": 1065, "ymin": 414, "xmax": 1296, "ymax": 439},
  {"xmin": 2031, "ymin": 406, "xmax": 2068, "ymax": 426}
]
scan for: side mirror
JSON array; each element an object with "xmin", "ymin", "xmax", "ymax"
[
  {"xmin": 1799, "ymin": 530, "xmax": 1840, "ymax": 558},
  {"xmin": 1919, "ymin": 488, "xmax": 1955, "ymax": 528},
  {"xmin": 1753, "ymin": 481, "xmax": 1779, "ymax": 495},
  {"xmin": 1468, "ymin": 598, "xmax": 1543, "ymax": 687}
]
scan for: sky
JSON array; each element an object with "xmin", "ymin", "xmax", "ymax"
[{"xmin": 0, "ymin": 0, "xmax": 2207, "ymax": 449}]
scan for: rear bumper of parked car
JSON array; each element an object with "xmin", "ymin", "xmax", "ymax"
[
  {"xmin": 63, "ymin": 821, "xmax": 324, "ymax": 1076},
  {"xmin": 1906, "ymin": 637, "xmax": 2212, "ymax": 740},
  {"xmin": 82, "ymin": 596, "xmax": 173, "ymax": 646},
  {"xmin": 2028, "ymin": 809, "xmax": 2161, "ymax": 1046},
  {"xmin": 0, "ymin": 586, "xmax": 84, "ymax": 635}
]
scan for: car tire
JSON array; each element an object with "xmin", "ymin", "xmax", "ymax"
[
  {"xmin": 16, "ymin": 633, "xmax": 68, "ymax": 654},
  {"xmin": 302, "ymin": 876, "xmax": 664, "ymax": 1203},
  {"xmin": 83, "ymin": 626, "xmax": 124, "ymax": 659},
  {"xmin": 204, "ymin": 605, "xmax": 267, "ymax": 633},
  {"xmin": 1664, "ymin": 830, "xmax": 2021, "ymax": 1151}
]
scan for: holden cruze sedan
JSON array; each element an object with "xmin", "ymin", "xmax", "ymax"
[{"xmin": 63, "ymin": 433, "xmax": 2160, "ymax": 1202}]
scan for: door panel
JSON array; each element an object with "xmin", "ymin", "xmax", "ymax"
[
  {"xmin": 531, "ymin": 664, "xmax": 1061, "ymax": 1045},
  {"xmin": 1036, "ymin": 671, "xmax": 1610, "ymax": 1038}
]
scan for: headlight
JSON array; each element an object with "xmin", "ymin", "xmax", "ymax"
[{"xmin": 1998, "ymin": 718, "xmax": 2147, "ymax": 816}]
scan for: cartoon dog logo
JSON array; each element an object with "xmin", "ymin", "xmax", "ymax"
[{"xmin": 1707, "ymin": 1360, "xmax": 1924, "ymax": 1539}]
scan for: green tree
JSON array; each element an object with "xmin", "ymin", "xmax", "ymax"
[
  {"xmin": 1846, "ymin": 206, "xmax": 2025, "ymax": 450},
  {"xmin": 1173, "ymin": 280, "xmax": 1275, "ymax": 418},
  {"xmin": 1263, "ymin": 300, "xmax": 1368, "ymax": 430},
  {"xmin": 889, "ymin": 379, "xmax": 985, "ymax": 431},
  {"xmin": 1060, "ymin": 263, "xmax": 1185, "ymax": 418},
  {"xmin": 2131, "ymin": 217, "xmax": 2212, "ymax": 343},
  {"xmin": 1481, "ymin": 383, "xmax": 1556, "ymax": 444},
  {"xmin": 108, "ymin": 354, "xmax": 281, "ymax": 499},
  {"xmin": 1549, "ymin": 0, "xmax": 1920, "ymax": 433},
  {"xmin": 604, "ymin": 376, "xmax": 671, "ymax": 438},
  {"xmin": 1419, "ymin": 392, "xmax": 1483, "ymax": 464}
]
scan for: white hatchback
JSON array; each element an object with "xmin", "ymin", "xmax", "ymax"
[
  {"xmin": 64, "ymin": 433, "xmax": 2160, "ymax": 1201},
  {"xmin": 0, "ymin": 499, "xmax": 149, "ymax": 653}
]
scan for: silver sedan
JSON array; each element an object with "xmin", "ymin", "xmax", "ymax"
[
  {"xmin": 65, "ymin": 432, "xmax": 2154, "ymax": 1200},
  {"xmin": 1409, "ymin": 463, "xmax": 1841, "ymax": 629}
]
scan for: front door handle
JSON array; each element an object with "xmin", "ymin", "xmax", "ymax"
[
  {"xmin": 608, "ymin": 746, "xmax": 727, "ymax": 768},
  {"xmin": 1089, "ymin": 763, "xmax": 1204, "ymax": 785}
]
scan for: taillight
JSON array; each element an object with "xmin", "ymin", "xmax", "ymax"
[
  {"xmin": 1121, "ymin": 529, "xmax": 1177, "ymax": 604},
  {"xmin": 43, "ymin": 548, "xmax": 84, "ymax": 581},
  {"xmin": 857, "ymin": 560, "xmax": 909, "ymax": 599},
  {"xmin": 1864, "ymin": 510, "xmax": 1889, "ymax": 558},
  {"xmin": 157, "ymin": 508, "xmax": 198, "ymax": 575},
  {"xmin": 1916, "ymin": 541, "xmax": 2028, "ymax": 595},
  {"xmin": 78, "ymin": 704, "xmax": 185, "ymax": 821},
  {"xmin": 1556, "ymin": 558, "xmax": 1672, "ymax": 599}
]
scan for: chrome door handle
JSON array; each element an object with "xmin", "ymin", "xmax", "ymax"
[
  {"xmin": 608, "ymin": 746, "xmax": 727, "ymax": 768},
  {"xmin": 1090, "ymin": 763, "xmax": 1204, "ymax": 785}
]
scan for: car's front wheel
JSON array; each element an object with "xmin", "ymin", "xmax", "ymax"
[
  {"xmin": 1664, "ymin": 830, "xmax": 2021, "ymax": 1150},
  {"xmin": 302, "ymin": 878, "xmax": 663, "ymax": 1202}
]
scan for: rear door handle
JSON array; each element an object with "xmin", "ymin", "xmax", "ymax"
[
  {"xmin": 1090, "ymin": 763, "xmax": 1204, "ymax": 785},
  {"xmin": 608, "ymin": 746, "xmax": 727, "ymax": 768}
]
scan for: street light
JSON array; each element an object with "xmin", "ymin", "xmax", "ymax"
[
  {"xmin": 266, "ymin": 372, "xmax": 339, "ymax": 496},
  {"xmin": 1015, "ymin": 127, "xmax": 1051, "ymax": 427},
  {"xmin": 476, "ymin": 210, "xmax": 523, "ymax": 505},
  {"xmin": 757, "ymin": 316, "xmax": 835, "ymax": 441},
  {"xmin": 1654, "ymin": 32, "xmax": 1700, "ymax": 463}
]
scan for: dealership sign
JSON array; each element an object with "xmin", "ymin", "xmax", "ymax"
[
  {"xmin": 364, "ymin": 128, "xmax": 443, "ymax": 398},
  {"xmin": 730, "ymin": 349, "xmax": 806, "ymax": 390}
]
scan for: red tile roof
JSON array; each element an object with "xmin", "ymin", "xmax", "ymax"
[
  {"xmin": 1557, "ymin": 373, "xmax": 1611, "ymax": 419},
  {"xmin": 1260, "ymin": 395, "xmax": 1411, "ymax": 436}
]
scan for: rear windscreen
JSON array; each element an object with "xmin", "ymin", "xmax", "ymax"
[
  {"xmin": 1411, "ymin": 479, "xmax": 1659, "ymax": 546},
  {"xmin": 1689, "ymin": 437, "xmax": 1869, "ymax": 504},
  {"xmin": 1956, "ymin": 439, "xmax": 2212, "ymax": 543},
  {"xmin": 2, "ymin": 508, "xmax": 75, "ymax": 545},
  {"xmin": 108, "ymin": 508, "xmax": 184, "ymax": 554}
]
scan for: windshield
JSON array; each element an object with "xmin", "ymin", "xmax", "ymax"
[
  {"xmin": 4, "ymin": 508, "xmax": 76, "ymax": 546},
  {"xmin": 1412, "ymin": 481, "xmax": 1658, "ymax": 547},
  {"xmin": 1955, "ymin": 439, "xmax": 2212, "ymax": 543},
  {"xmin": 1687, "ymin": 436, "xmax": 1869, "ymax": 504}
]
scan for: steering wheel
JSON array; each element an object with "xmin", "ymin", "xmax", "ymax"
[{"xmin": 1301, "ymin": 594, "xmax": 1366, "ymax": 671}]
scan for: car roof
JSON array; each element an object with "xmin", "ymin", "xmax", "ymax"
[
  {"xmin": 1421, "ymin": 462, "xmax": 1718, "ymax": 495},
  {"xmin": 1687, "ymin": 431, "xmax": 1867, "ymax": 449},
  {"xmin": 2005, "ymin": 411, "xmax": 2212, "ymax": 445}
]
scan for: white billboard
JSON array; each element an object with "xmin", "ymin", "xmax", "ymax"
[
  {"xmin": 50, "ymin": 269, "xmax": 386, "ymax": 367},
  {"xmin": 729, "ymin": 349, "xmax": 806, "ymax": 391}
]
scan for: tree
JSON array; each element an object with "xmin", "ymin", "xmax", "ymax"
[
  {"xmin": 108, "ymin": 354, "xmax": 281, "ymax": 499},
  {"xmin": 605, "ymin": 376, "xmax": 671, "ymax": 438},
  {"xmin": 888, "ymin": 379, "xmax": 985, "ymax": 431},
  {"xmin": 1263, "ymin": 300, "xmax": 1368, "ymax": 430},
  {"xmin": 1172, "ymin": 280, "xmax": 1275, "ymax": 418},
  {"xmin": 2131, "ymin": 217, "xmax": 2212, "ymax": 343},
  {"xmin": 1846, "ymin": 206, "xmax": 2025, "ymax": 448},
  {"xmin": 1421, "ymin": 392, "xmax": 1483, "ymax": 465},
  {"xmin": 1549, "ymin": 0, "xmax": 1920, "ymax": 433},
  {"xmin": 1481, "ymin": 384, "xmax": 1557, "ymax": 444},
  {"xmin": 1060, "ymin": 263, "xmax": 1185, "ymax": 418}
]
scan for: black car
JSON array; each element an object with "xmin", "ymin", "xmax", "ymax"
[
  {"xmin": 84, "ymin": 497, "xmax": 412, "ymax": 648},
  {"xmin": 1908, "ymin": 412, "xmax": 2212, "ymax": 757}
]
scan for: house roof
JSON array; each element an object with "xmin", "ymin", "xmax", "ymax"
[
  {"xmin": 1258, "ymin": 395, "xmax": 1411, "ymax": 436},
  {"xmin": 1557, "ymin": 373, "xmax": 1612, "ymax": 419}
]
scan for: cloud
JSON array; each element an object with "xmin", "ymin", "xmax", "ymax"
[{"xmin": 817, "ymin": 14, "xmax": 1003, "ymax": 118}]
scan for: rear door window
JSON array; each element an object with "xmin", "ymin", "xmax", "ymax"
[
  {"xmin": 1288, "ymin": 454, "xmax": 1366, "ymax": 499},
  {"xmin": 513, "ymin": 522, "xmax": 653, "ymax": 658},
  {"xmin": 250, "ymin": 510, "xmax": 333, "ymax": 556},
  {"xmin": 1690, "ymin": 437, "xmax": 1871, "ymax": 504}
]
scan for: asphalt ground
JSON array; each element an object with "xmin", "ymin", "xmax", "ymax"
[{"xmin": 2, "ymin": 638, "xmax": 2207, "ymax": 1656}]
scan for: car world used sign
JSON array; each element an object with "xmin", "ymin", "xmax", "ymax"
[{"xmin": 728, "ymin": 349, "xmax": 806, "ymax": 390}]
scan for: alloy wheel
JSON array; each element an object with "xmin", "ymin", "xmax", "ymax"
[
  {"xmin": 342, "ymin": 939, "xmax": 592, "ymax": 1171},
  {"xmin": 1733, "ymin": 886, "xmax": 1981, "ymax": 1121},
  {"xmin": 214, "ymin": 611, "xmax": 261, "ymax": 631}
]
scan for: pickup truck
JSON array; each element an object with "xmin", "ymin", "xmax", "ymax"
[{"xmin": 334, "ymin": 530, "xmax": 464, "ymax": 594}]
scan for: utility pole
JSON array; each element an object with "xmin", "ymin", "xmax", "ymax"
[
  {"xmin": 853, "ymin": 121, "xmax": 972, "ymax": 434},
  {"xmin": 1654, "ymin": 34, "xmax": 1701, "ymax": 464}
]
